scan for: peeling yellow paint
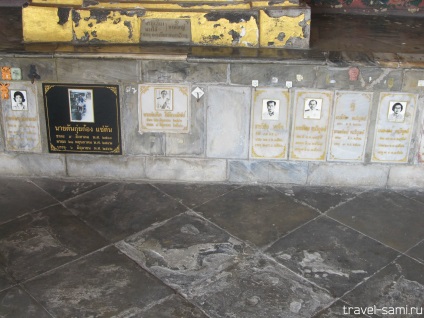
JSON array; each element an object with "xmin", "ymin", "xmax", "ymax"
[
  {"xmin": 142, "ymin": 11, "xmax": 259, "ymax": 47},
  {"xmin": 73, "ymin": 10, "xmax": 140, "ymax": 43},
  {"xmin": 83, "ymin": 2, "xmax": 251, "ymax": 10},
  {"xmin": 22, "ymin": 6, "xmax": 73, "ymax": 42},
  {"xmin": 32, "ymin": 0, "xmax": 83, "ymax": 5},
  {"xmin": 251, "ymin": 0, "xmax": 294, "ymax": 7},
  {"xmin": 259, "ymin": 11, "xmax": 305, "ymax": 47}
]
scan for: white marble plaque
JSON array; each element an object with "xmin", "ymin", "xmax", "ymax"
[
  {"xmin": 290, "ymin": 90, "xmax": 333, "ymax": 161},
  {"xmin": 420, "ymin": 110, "xmax": 424, "ymax": 163},
  {"xmin": 139, "ymin": 84, "xmax": 190, "ymax": 134},
  {"xmin": 250, "ymin": 88, "xmax": 290, "ymax": 159},
  {"xmin": 371, "ymin": 92, "xmax": 417, "ymax": 163},
  {"xmin": 2, "ymin": 82, "xmax": 41, "ymax": 152},
  {"xmin": 328, "ymin": 91, "xmax": 372, "ymax": 162}
]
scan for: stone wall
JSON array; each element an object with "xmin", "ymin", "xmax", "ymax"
[{"xmin": 0, "ymin": 55, "xmax": 423, "ymax": 188}]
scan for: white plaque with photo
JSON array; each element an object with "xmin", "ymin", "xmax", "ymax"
[
  {"xmin": 250, "ymin": 89, "xmax": 290, "ymax": 159},
  {"xmin": 139, "ymin": 84, "xmax": 190, "ymax": 133},
  {"xmin": 290, "ymin": 90, "xmax": 333, "ymax": 161},
  {"xmin": 372, "ymin": 92, "xmax": 417, "ymax": 163},
  {"xmin": 2, "ymin": 82, "xmax": 41, "ymax": 152}
]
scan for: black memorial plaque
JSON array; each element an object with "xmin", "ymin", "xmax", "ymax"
[{"xmin": 43, "ymin": 83, "xmax": 121, "ymax": 154}]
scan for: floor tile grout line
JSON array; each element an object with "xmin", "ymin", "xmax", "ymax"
[
  {"xmin": 0, "ymin": 202, "xmax": 63, "ymax": 227},
  {"xmin": 115, "ymin": 246, "xmax": 214, "ymax": 318},
  {"xmin": 149, "ymin": 182, "xmax": 245, "ymax": 211},
  {"xmin": 401, "ymin": 237, "xmax": 424, "ymax": 266},
  {"xmin": 19, "ymin": 283, "xmax": 56, "ymax": 318},
  {"xmin": 58, "ymin": 181, "xmax": 113, "ymax": 205},
  {"xmin": 324, "ymin": 214, "xmax": 405, "ymax": 255},
  {"xmin": 20, "ymin": 244, "xmax": 115, "ymax": 286},
  {"xmin": 333, "ymin": 254, "xmax": 406, "ymax": 318},
  {"xmin": 270, "ymin": 185, "xmax": 324, "ymax": 214},
  {"xmin": 322, "ymin": 187, "xmax": 371, "ymax": 214},
  {"xmin": 392, "ymin": 188, "xmax": 424, "ymax": 209},
  {"xmin": 259, "ymin": 213, "xmax": 325, "ymax": 253}
]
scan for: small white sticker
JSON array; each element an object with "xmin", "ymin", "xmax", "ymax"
[
  {"xmin": 286, "ymin": 81, "xmax": 293, "ymax": 88},
  {"xmin": 192, "ymin": 87, "xmax": 204, "ymax": 99},
  {"xmin": 296, "ymin": 74, "xmax": 303, "ymax": 82},
  {"xmin": 271, "ymin": 77, "xmax": 278, "ymax": 84},
  {"xmin": 418, "ymin": 80, "xmax": 424, "ymax": 87},
  {"xmin": 252, "ymin": 80, "xmax": 259, "ymax": 87}
]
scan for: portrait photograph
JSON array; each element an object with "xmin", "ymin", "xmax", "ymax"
[
  {"xmin": 387, "ymin": 101, "xmax": 406, "ymax": 123},
  {"xmin": 262, "ymin": 99, "xmax": 280, "ymax": 121},
  {"xmin": 155, "ymin": 88, "xmax": 173, "ymax": 111},
  {"xmin": 10, "ymin": 90, "xmax": 28, "ymax": 111},
  {"xmin": 69, "ymin": 89, "xmax": 94, "ymax": 123},
  {"xmin": 303, "ymin": 98, "xmax": 322, "ymax": 119}
]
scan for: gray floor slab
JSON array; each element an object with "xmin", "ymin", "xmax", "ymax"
[
  {"xmin": 190, "ymin": 254, "xmax": 334, "ymax": 318},
  {"xmin": 0, "ymin": 204, "xmax": 108, "ymax": 282},
  {"xmin": 31, "ymin": 178, "xmax": 108, "ymax": 202},
  {"xmin": 397, "ymin": 189, "xmax": 424, "ymax": 205},
  {"xmin": 154, "ymin": 183, "xmax": 241, "ymax": 209},
  {"xmin": 117, "ymin": 212, "xmax": 251, "ymax": 296},
  {"xmin": 327, "ymin": 190, "xmax": 424, "ymax": 252},
  {"xmin": 276, "ymin": 186, "xmax": 363, "ymax": 213},
  {"xmin": 0, "ymin": 178, "xmax": 57, "ymax": 224},
  {"xmin": 407, "ymin": 240, "xmax": 424, "ymax": 264},
  {"xmin": 342, "ymin": 256, "xmax": 424, "ymax": 317},
  {"xmin": 265, "ymin": 216, "xmax": 399, "ymax": 297},
  {"xmin": 0, "ymin": 267, "xmax": 14, "ymax": 292},
  {"xmin": 0, "ymin": 286, "xmax": 51, "ymax": 318},
  {"xmin": 23, "ymin": 246, "xmax": 175, "ymax": 317},
  {"xmin": 64, "ymin": 182, "xmax": 188, "ymax": 242},
  {"xmin": 195, "ymin": 185, "xmax": 320, "ymax": 247}
]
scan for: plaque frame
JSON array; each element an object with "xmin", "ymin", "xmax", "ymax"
[{"xmin": 43, "ymin": 83, "xmax": 122, "ymax": 155}]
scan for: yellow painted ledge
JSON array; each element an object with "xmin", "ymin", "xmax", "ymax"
[{"xmin": 23, "ymin": 6, "xmax": 73, "ymax": 42}]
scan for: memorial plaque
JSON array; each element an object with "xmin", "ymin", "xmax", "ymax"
[
  {"xmin": 290, "ymin": 90, "xmax": 333, "ymax": 161},
  {"xmin": 328, "ymin": 91, "xmax": 372, "ymax": 162},
  {"xmin": 139, "ymin": 84, "xmax": 190, "ymax": 134},
  {"xmin": 2, "ymin": 82, "xmax": 41, "ymax": 152},
  {"xmin": 250, "ymin": 88, "xmax": 290, "ymax": 159},
  {"xmin": 43, "ymin": 84, "xmax": 121, "ymax": 154},
  {"xmin": 141, "ymin": 19, "xmax": 191, "ymax": 43},
  {"xmin": 371, "ymin": 92, "xmax": 417, "ymax": 163}
]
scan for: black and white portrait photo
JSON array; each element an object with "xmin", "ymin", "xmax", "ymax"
[
  {"xmin": 11, "ymin": 90, "xmax": 28, "ymax": 111},
  {"xmin": 303, "ymin": 98, "xmax": 322, "ymax": 119},
  {"xmin": 262, "ymin": 99, "xmax": 279, "ymax": 120},
  {"xmin": 155, "ymin": 88, "xmax": 173, "ymax": 111},
  {"xmin": 387, "ymin": 101, "xmax": 406, "ymax": 123},
  {"xmin": 69, "ymin": 89, "xmax": 94, "ymax": 123}
]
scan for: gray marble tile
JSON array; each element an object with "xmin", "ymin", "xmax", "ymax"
[
  {"xmin": 195, "ymin": 185, "xmax": 319, "ymax": 247},
  {"xmin": 397, "ymin": 189, "xmax": 424, "ymax": 205},
  {"xmin": 0, "ymin": 267, "xmax": 14, "ymax": 292},
  {"xmin": 328, "ymin": 190, "xmax": 424, "ymax": 252},
  {"xmin": 342, "ymin": 256, "xmax": 424, "ymax": 317},
  {"xmin": 140, "ymin": 294, "xmax": 208, "ymax": 318},
  {"xmin": 23, "ymin": 246, "xmax": 174, "ymax": 317},
  {"xmin": 117, "ymin": 213, "xmax": 251, "ymax": 295},
  {"xmin": 191, "ymin": 254, "xmax": 334, "ymax": 318},
  {"xmin": 154, "ymin": 183, "xmax": 240, "ymax": 209},
  {"xmin": 31, "ymin": 178, "xmax": 108, "ymax": 202},
  {"xmin": 407, "ymin": 241, "xmax": 424, "ymax": 264},
  {"xmin": 0, "ymin": 204, "xmax": 108, "ymax": 282},
  {"xmin": 0, "ymin": 287, "xmax": 51, "ymax": 318},
  {"xmin": 276, "ymin": 186, "xmax": 362, "ymax": 213},
  {"xmin": 266, "ymin": 217, "xmax": 399, "ymax": 297},
  {"xmin": 64, "ymin": 183, "xmax": 187, "ymax": 242},
  {"xmin": 313, "ymin": 300, "xmax": 379, "ymax": 318},
  {"xmin": 0, "ymin": 178, "xmax": 57, "ymax": 224}
]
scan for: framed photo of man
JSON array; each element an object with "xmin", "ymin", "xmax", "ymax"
[
  {"xmin": 262, "ymin": 99, "xmax": 280, "ymax": 120},
  {"xmin": 155, "ymin": 88, "xmax": 173, "ymax": 111},
  {"xmin": 303, "ymin": 98, "xmax": 322, "ymax": 119},
  {"xmin": 68, "ymin": 89, "xmax": 94, "ymax": 123}
]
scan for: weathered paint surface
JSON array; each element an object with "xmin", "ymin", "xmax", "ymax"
[
  {"xmin": 32, "ymin": 0, "xmax": 83, "ymax": 4},
  {"xmin": 142, "ymin": 11, "xmax": 259, "ymax": 47},
  {"xmin": 259, "ymin": 10, "xmax": 308, "ymax": 47},
  {"xmin": 73, "ymin": 9, "xmax": 142, "ymax": 43},
  {"xmin": 82, "ymin": 1, "xmax": 251, "ymax": 10},
  {"xmin": 22, "ymin": 6, "xmax": 73, "ymax": 42},
  {"xmin": 252, "ymin": 0, "xmax": 300, "ymax": 7}
]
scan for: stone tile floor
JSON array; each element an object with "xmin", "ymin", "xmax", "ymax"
[{"xmin": 0, "ymin": 177, "xmax": 423, "ymax": 317}]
